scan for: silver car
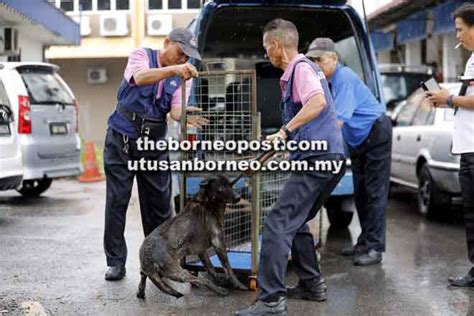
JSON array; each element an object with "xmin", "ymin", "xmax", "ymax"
[
  {"xmin": 0, "ymin": 62, "xmax": 81, "ymax": 197},
  {"xmin": 390, "ymin": 83, "xmax": 461, "ymax": 216},
  {"xmin": 0, "ymin": 101, "xmax": 23, "ymax": 191},
  {"xmin": 379, "ymin": 63, "xmax": 434, "ymax": 116}
]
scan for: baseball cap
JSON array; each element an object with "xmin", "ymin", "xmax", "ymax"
[
  {"xmin": 306, "ymin": 38, "xmax": 336, "ymax": 58},
  {"xmin": 169, "ymin": 27, "xmax": 202, "ymax": 61}
]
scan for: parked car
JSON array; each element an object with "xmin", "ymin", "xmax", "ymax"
[
  {"xmin": 0, "ymin": 62, "xmax": 81, "ymax": 197},
  {"xmin": 379, "ymin": 64, "xmax": 434, "ymax": 116},
  {"xmin": 0, "ymin": 94, "xmax": 23, "ymax": 191},
  {"xmin": 187, "ymin": 0, "xmax": 386, "ymax": 228},
  {"xmin": 390, "ymin": 83, "xmax": 462, "ymax": 217}
]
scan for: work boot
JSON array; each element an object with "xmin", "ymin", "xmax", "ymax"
[
  {"xmin": 235, "ymin": 296, "xmax": 287, "ymax": 316},
  {"xmin": 354, "ymin": 249, "xmax": 382, "ymax": 266},
  {"xmin": 341, "ymin": 244, "xmax": 365, "ymax": 257},
  {"xmin": 287, "ymin": 278, "xmax": 327, "ymax": 301},
  {"xmin": 449, "ymin": 271, "xmax": 474, "ymax": 287},
  {"xmin": 105, "ymin": 266, "xmax": 126, "ymax": 281}
]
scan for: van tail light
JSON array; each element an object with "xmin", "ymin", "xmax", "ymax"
[
  {"xmin": 18, "ymin": 95, "xmax": 31, "ymax": 134},
  {"xmin": 73, "ymin": 99, "xmax": 79, "ymax": 133}
]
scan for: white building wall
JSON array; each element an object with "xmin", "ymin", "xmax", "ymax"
[
  {"xmin": 405, "ymin": 41, "xmax": 422, "ymax": 65},
  {"xmin": 377, "ymin": 51, "xmax": 391, "ymax": 63},
  {"xmin": 443, "ymin": 32, "xmax": 463, "ymax": 82},
  {"xmin": 18, "ymin": 32, "xmax": 44, "ymax": 62},
  {"xmin": 426, "ymin": 35, "xmax": 441, "ymax": 65}
]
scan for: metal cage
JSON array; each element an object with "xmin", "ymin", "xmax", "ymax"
[{"xmin": 179, "ymin": 70, "xmax": 290, "ymax": 287}]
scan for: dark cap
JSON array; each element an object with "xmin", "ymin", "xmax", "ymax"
[
  {"xmin": 169, "ymin": 27, "xmax": 201, "ymax": 61},
  {"xmin": 306, "ymin": 37, "xmax": 336, "ymax": 58}
]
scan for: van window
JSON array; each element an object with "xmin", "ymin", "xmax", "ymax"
[
  {"xmin": 335, "ymin": 36, "xmax": 363, "ymax": 80},
  {"xmin": 18, "ymin": 68, "xmax": 74, "ymax": 105}
]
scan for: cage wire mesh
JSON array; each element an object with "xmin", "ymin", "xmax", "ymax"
[{"xmin": 180, "ymin": 70, "xmax": 290, "ymax": 272}]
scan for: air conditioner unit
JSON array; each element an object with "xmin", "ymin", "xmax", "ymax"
[
  {"xmin": 2, "ymin": 28, "xmax": 19, "ymax": 55},
  {"xmin": 100, "ymin": 13, "xmax": 129, "ymax": 37},
  {"xmin": 87, "ymin": 68, "xmax": 108, "ymax": 84},
  {"xmin": 71, "ymin": 15, "xmax": 92, "ymax": 37},
  {"xmin": 147, "ymin": 14, "xmax": 173, "ymax": 36}
]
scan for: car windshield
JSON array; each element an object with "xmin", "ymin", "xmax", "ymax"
[
  {"xmin": 381, "ymin": 73, "xmax": 432, "ymax": 109},
  {"xmin": 18, "ymin": 68, "xmax": 73, "ymax": 105}
]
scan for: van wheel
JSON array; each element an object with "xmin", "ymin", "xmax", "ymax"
[
  {"xmin": 17, "ymin": 178, "xmax": 53, "ymax": 197},
  {"xmin": 325, "ymin": 197, "xmax": 354, "ymax": 229},
  {"xmin": 418, "ymin": 164, "xmax": 445, "ymax": 217}
]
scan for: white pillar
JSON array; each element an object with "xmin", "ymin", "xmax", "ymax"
[
  {"xmin": 405, "ymin": 41, "xmax": 422, "ymax": 65},
  {"xmin": 443, "ymin": 32, "xmax": 463, "ymax": 82},
  {"xmin": 426, "ymin": 35, "xmax": 441, "ymax": 64}
]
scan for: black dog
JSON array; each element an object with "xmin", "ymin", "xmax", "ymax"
[{"xmin": 137, "ymin": 175, "xmax": 247, "ymax": 299}]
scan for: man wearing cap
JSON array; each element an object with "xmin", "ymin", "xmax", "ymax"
[
  {"xmin": 306, "ymin": 38, "xmax": 391, "ymax": 266},
  {"xmin": 103, "ymin": 28, "xmax": 205, "ymax": 281}
]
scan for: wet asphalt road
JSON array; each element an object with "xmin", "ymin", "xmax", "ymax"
[{"xmin": 1, "ymin": 179, "xmax": 474, "ymax": 315}]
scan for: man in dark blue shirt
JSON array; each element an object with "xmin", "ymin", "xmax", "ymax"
[{"xmin": 307, "ymin": 38, "xmax": 392, "ymax": 266}]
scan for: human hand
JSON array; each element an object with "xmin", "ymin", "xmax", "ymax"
[
  {"xmin": 266, "ymin": 130, "xmax": 287, "ymax": 142},
  {"xmin": 174, "ymin": 64, "xmax": 198, "ymax": 80},
  {"xmin": 426, "ymin": 88, "xmax": 449, "ymax": 108},
  {"xmin": 187, "ymin": 115, "xmax": 208, "ymax": 129}
]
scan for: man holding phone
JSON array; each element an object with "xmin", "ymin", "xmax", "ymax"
[{"xmin": 426, "ymin": 3, "xmax": 474, "ymax": 287}]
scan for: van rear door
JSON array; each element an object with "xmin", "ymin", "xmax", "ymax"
[
  {"xmin": 195, "ymin": 2, "xmax": 383, "ymax": 131},
  {"xmin": 16, "ymin": 65, "xmax": 79, "ymax": 158}
]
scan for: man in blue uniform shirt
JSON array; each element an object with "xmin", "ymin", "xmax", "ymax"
[{"xmin": 307, "ymin": 38, "xmax": 392, "ymax": 266}]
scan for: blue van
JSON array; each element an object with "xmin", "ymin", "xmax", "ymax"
[{"xmin": 188, "ymin": 0, "xmax": 385, "ymax": 228}]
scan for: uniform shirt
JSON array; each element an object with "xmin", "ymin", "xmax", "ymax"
[
  {"xmin": 124, "ymin": 48, "xmax": 192, "ymax": 109},
  {"xmin": 329, "ymin": 63, "xmax": 385, "ymax": 147},
  {"xmin": 280, "ymin": 54, "xmax": 324, "ymax": 104},
  {"xmin": 452, "ymin": 52, "xmax": 474, "ymax": 154}
]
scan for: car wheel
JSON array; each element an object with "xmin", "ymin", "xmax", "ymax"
[
  {"xmin": 17, "ymin": 178, "xmax": 53, "ymax": 197},
  {"xmin": 325, "ymin": 197, "xmax": 354, "ymax": 229},
  {"xmin": 417, "ymin": 164, "xmax": 445, "ymax": 217}
]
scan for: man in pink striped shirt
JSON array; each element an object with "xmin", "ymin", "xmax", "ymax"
[{"xmin": 103, "ymin": 28, "xmax": 205, "ymax": 281}]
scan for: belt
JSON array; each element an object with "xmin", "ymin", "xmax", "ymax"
[{"xmin": 117, "ymin": 104, "xmax": 166, "ymax": 124}]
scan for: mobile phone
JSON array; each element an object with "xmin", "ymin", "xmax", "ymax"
[{"xmin": 420, "ymin": 78, "xmax": 441, "ymax": 92}]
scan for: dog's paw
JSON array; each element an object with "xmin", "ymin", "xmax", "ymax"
[
  {"xmin": 136, "ymin": 291, "xmax": 145, "ymax": 300},
  {"xmin": 215, "ymin": 286, "xmax": 229, "ymax": 296},
  {"xmin": 233, "ymin": 280, "xmax": 248, "ymax": 291}
]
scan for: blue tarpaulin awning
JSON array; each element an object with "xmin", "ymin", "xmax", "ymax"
[
  {"xmin": 0, "ymin": 0, "xmax": 80, "ymax": 45},
  {"xmin": 432, "ymin": 0, "xmax": 471, "ymax": 35},
  {"xmin": 370, "ymin": 30, "xmax": 395, "ymax": 52},
  {"xmin": 396, "ymin": 11, "xmax": 428, "ymax": 45}
]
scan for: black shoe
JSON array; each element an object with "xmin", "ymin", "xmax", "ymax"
[
  {"xmin": 354, "ymin": 249, "xmax": 382, "ymax": 266},
  {"xmin": 341, "ymin": 245, "xmax": 364, "ymax": 257},
  {"xmin": 235, "ymin": 296, "xmax": 287, "ymax": 316},
  {"xmin": 105, "ymin": 266, "xmax": 126, "ymax": 281},
  {"xmin": 448, "ymin": 273, "xmax": 474, "ymax": 287},
  {"xmin": 287, "ymin": 278, "xmax": 327, "ymax": 301}
]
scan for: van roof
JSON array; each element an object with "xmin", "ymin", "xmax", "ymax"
[
  {"xmin": 0, "ymin": 62, "xmax": 59, "ymax": 72},
  {"xmin": 210, "ymin": 0, "xmax": 347, "ymax": 5}
]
